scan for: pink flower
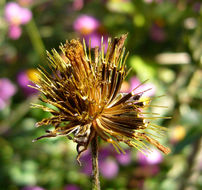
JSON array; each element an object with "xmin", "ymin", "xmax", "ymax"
[
  {"xmin": 121, "ymin": 77, "xmax": 156, "ymax": 97},
  {"xmin": 84, "ymin": 33, "xmax": 108, "ymax": 53},
  {"xmin": 100, "ymin": 158, "xmax": 119, "ymax": 179},
  {"xmin": 115, "ymin": 149, "xmax": 132, "ymax": 165},
  {"xmin": 137, "ymin": 149, "xmax": 163, "ymax": 165},
  {"xmin": 130, "ymin": 77, "xmax": 156, "ymax": 97},
  {"xmin": 73, "ymin": 15, "xmax": 100, "ymax": 35},
  {"xmin": 0, "ymin": 78, "xmax": 17, "ymax": 110},
  {"xmin": 4, "ymin": 2, "xmax": 32, "ymax": 39},
  {"xmin": 8, "ymin": 25, "xmax": 22, "ymax": 39},
  {"xmin": 5, "ymin": 2, "xmax": 32, "ymax": 25}
]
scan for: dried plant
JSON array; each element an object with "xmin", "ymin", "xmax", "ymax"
[{"xmin": 30, "ymin": 34, "xmax": 170, "ymax": 190}]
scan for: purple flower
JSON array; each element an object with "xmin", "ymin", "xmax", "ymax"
[
  {"xmin": 150, "ymin": 23, "xmax": 166, "ymax": 42},
  {"xmin": 99, "ymin": 147, "xmax": 111, "ymax": 160},
  {"xmin": 65, "ymin": 184, "xmax": 80, "ymax": 190},
  {"xmin": 8, "ymin": 25, "xmax": 22, "ymax": 39},
  {"xmin": 100, "ymin": 158, "xmax": 119, "ymax": 179},
  {"xmin": 115, "ymin": 149, "xmax": 132, "ymax": 165},
  {"xmin": 80, "ymin": 147, "xmax": 110, "ymax": 176},
  {"xmin": 17, "ymin": 70, "xmax": 39, "ymax": 96},
  {"xmin": 73, "ymin": 15, "xmax": 100, "ymax": 35},
  {"xmin": 80, "ymin": 149, "xmax": 92, "ymax": 175},
  {"xmin": 21, "ymin": 186, "xmax": 44, "ymax": 190},
  {"xmin": 137, "ymin": 149, "xmax": 163, "ymax": 165},
  {"xmin": 0, "ymin": 78, "xmax": 16, "ymax": 110}
]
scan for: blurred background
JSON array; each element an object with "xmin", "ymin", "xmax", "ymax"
[{"xmin": 0, "ymin": 0, "xmax": 202, "ymax": 190}]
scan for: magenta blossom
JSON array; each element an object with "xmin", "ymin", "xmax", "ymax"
[
  {"xmin": 0, "ymin": 78, "xmax": 16, "ymax": 110},
  {"xmin": 137, "ymin": 149, "xmax": 163, "ymax": 165},
  {"xmin": 73, "ymin": 15, "xmax": 100, "ymax": 35}
]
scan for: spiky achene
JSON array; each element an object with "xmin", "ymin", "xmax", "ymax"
[{"xmin": 30, "ymin": 34, "xmax": 170, "ymax": 162}]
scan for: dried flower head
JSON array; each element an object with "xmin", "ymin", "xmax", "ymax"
[{"xmin": 30, "ymin": 34, "xmax": 170, "ymax": 162}]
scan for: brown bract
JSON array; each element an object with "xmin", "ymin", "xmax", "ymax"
[{"xmin": 30, "ymin": 34, "xmax": 170, "ymax": 163}]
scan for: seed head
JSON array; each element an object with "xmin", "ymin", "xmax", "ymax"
[{"xmin": 30, "ymin": 34, "xmax": 170, "ymax": 162}]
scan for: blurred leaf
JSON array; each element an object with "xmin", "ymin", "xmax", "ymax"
[
  {"xmin": 173, "ymin": 127, "xmax": 201, "ymax": 154},
  {"xmin": 129, "ymin": 55, "xmax": 157, "ymax": 81}
]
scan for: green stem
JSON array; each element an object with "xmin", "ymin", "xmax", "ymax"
[
  {"xmin": 26, "ymin": 19, "xmax": 46, "ymax": 64},
  {"xmin": 91, "ymin": 134, "xmax": 100, "ymax": 190}
]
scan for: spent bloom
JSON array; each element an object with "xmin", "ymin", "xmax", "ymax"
[{"xmin": 30, "ymin": 34, "xmax": 170, "ymax": 162}]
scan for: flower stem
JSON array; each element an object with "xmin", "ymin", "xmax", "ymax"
[
  {"xmin": 91, "ymin": 133, "xmax": 100, "ymax": 190},
  {"xmin": 26, "ymin": 19, "xmax": 46, "ymax": 64}
]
